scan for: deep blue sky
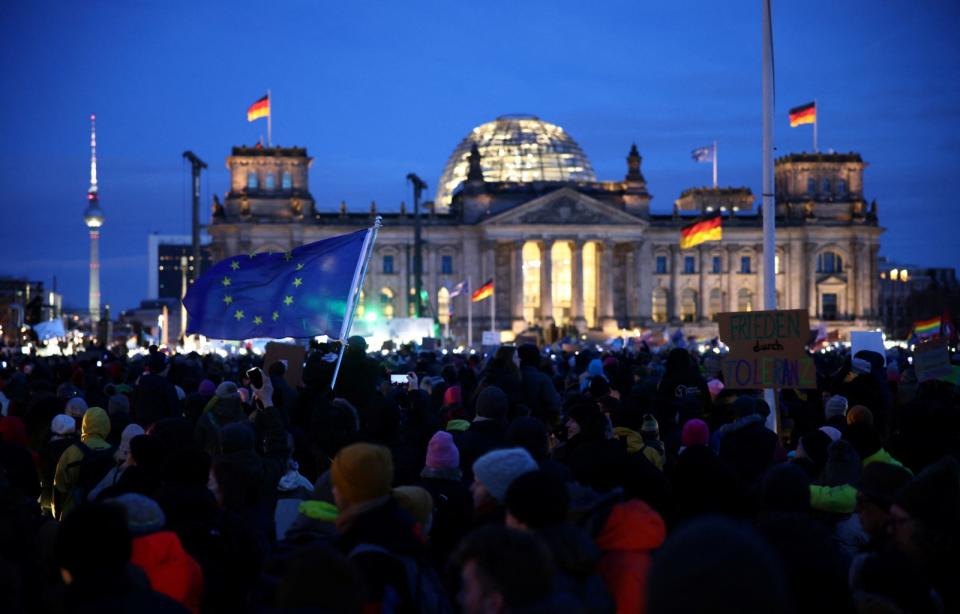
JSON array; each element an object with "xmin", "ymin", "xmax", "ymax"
[{"xmin": 2, "ymin": 1, "xmax": 958, "ymax": 312}]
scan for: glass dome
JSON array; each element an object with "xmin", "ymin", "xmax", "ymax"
[{"xmin": 435, "ymin": 115, "xmax": 596, "ymax": 209}]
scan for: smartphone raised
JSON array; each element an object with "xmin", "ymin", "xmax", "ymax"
[
  {"xmin": 246, "ymin": 367, "xmax": 264, "ymax": 389},
  {"xmin": 390, "ymin": 373, "xmax": 408, "ymax": 386}
]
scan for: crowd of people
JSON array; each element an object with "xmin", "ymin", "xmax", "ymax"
[{"xmin": 0, "ymin": 334, "xmax": 957, "ymax": 613}]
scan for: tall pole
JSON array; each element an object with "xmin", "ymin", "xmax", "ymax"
[
  {"xmin": 182, "ymin": 151, "xmax": 207, "ymax": 283},
  {"xmin": 180, "ymin": 255, "xmax": 188, "ymax": 344},
  {"xmin": 813, "ymin": 97, "xmax": 818, "ymax": 153},
  {"xmin": 407, "ymin": 173, "xmax": 427, "ymax": 318},
  {"xmin": 491, "ymin": 282, "xmax": 496, "ymax": 332},
  {"xmin": 713, "ymin": 140, "xmax": 718, "ymax": 188},
  {"xmin": 762, "ymin": 0, "xmax": 779, "ymax": 431},
  {"xmin": 267, "ymin": 89, "xmax": 272, "ymax": 148},
  {"xmin": 467, "ymin": 276, "xmax": 473, "ymax": 348}
]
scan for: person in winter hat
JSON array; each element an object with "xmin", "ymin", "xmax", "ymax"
[
  {"xmin": 194, "ymin": 380, "xmax": 247, "ymax": 456},
  {"xmin": 638, "ymin": 414, "xmax": 666, "ymax": 471},
  {"xmin": 453, "ymin": 385, "xmax": 509, "ymax": 482},
  {"xmin": 393, "ymin": 485, "xmax": 434, "ymax": 534},
  {"xmin": 109, "ymin": 493, "xmax": 205, "ymax": 613},
  {"xmin": 418, "ymin": 430, "xmax": 472, "ymax": 568},
  {"xmin": 39, "ymin": 415, "xmax": 78, "ymax": 514},
  {"xmin": 88, "ymin": 423, "xmax": 145, "ymax": 501},
  {"xmin": 846, "ymin": 404, "xmax": 874, "ymax": 427},
  {"xmin": 472, "ymin": 447, "xmax": 538, "ymax": 506},
  {"xmin": 53, "ymin": 406, "xmax": 112, "ymax": 520},
  {"xmin": 681, "ymin": 419, "xmax": 710, "ymax": 450},
  {"xmin": 824, "ymin": 395, "xmax": 848, "ymax": 431}
]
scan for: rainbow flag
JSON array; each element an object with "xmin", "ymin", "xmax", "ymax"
[
  {"xmin": 247, "ymin": 94, "xmax": 270, "ymax": 122},
  {"xmin": 914, "ymin": 316, "xmax": 941, "ymax": 338},
  {"xmin": 789, "ymin": 101, "xmax": 816, "ymax": 127},
  {"xmin": 471, "ymin": 279, "xmax": 493, "ymax": 302},
  {"xmin": 680, "ymin": 215, "xmax": 722, "ymax": 249}
]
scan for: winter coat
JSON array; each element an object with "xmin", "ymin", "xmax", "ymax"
[
  {"xmin": 53, "ymin": 407, "xmax": 112, "ymax": 519},
  {"xmin": 538, "ymin": 524, "xmax": 615, "ymax": 612},
  {"xmin": 419, "ymin": 472, "xmax": 473, "ymax": 567},
  {"xmin": 595, "ymin": 499, "xmax": 666, "ymax": 614},
  {"xmin": 132, "ymin": 373, "xmax": 181, "ymax": 427},
  {"xmin": 717, "ymin": 414, "xmax": 778, "ymax": 485},
  {"xmin": 520, "ymin": 365, "xmax": 561, "ymax": 424},
  {"xmin": 131, "ymin": 531, "xmax": 204, "ymax": 614},
  {"xmin": 453, "ymin": 419, "xmax": 507, "ymax": 482},
  {"xmin": 672, "ymin": 444, "xmax": 744, "ymax": 520},
  {"xmin": 64, "ymin": 573, "xmax": 189, "ymax": 614},
  {"xmin": 39, "ymin": 435, "xmax": 75, "ymax": 513},
  {"xmin": 194, "ymin": 395, "xmax": 246, "ymax": 456}
]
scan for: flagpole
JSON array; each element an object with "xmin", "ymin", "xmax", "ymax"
[
  {"xmin": 713, "ymin": 141, "xmax": 718, "ymax": 188},
  {"xmin": 761, "ymin": 0, "xmax": 779, "ymax": 432},
  {"xmin": 267, "ymin": 89, "xmax": 272, "ymax": 148},
  {"xmin": 467, "ymin": 276, "xmax": 473, "ymax": 348},
  {"xmin": 813, "ymin": 97, "xmax": 818, "ymax": 153},
  {"xmin": 330, "ymin": 216, "xmax": 382, "ymax": 390},
  {"xmin": 491, "ymin": 282, "xmax": 496, "ymax": 333}
]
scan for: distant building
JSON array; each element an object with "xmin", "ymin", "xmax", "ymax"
[
  {"xmin": 147, "ymin": 234, "xmax": 213, "ymax": 300},
  {"xmin": 208, "ymin": 115, "xmax": 883, "ymax": 340},
  {"xmin": 878, "ymin": 258, "xmax": 960, "ymax": 338},
  {"xmin": 0, "ymin": 277, "xmax": 62, "ymax": 344}
]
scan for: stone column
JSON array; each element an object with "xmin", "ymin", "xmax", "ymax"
[
  {"xmin": 600, "ymin": 242, "xmax": 617, "ymax": 332},
  {"xmin": 540, "ymin": 239, "xmax": 554, "ymax": 325},
  {"xmin": 570, "ymin": 239, "xmax": 586, "ymax": 332},
  {"xmin": 698, "ymin": 246, "xmax": 707, "ymax": 320},
  {"xmin": 789, "ymin": 238, "xmax": 804, "ymax": 311},
  {"xmin": 855, "ymin": 241, "xmax": 869, "ymax": 319},
  {"xmin": 806, "ymin": 242, "xmax": 818, "ymax": 317},
  {"xmin": 669, "ymin": 245, "xmax": 680, "ymax": 321},
  {"xmin": 511, "ymin": 240, "xmax": 525, "ymax": 332},
  {"xmin": 483, "ymin": 241, "xmax": 496, "ymax": 330},
  {"xmin": 725, "ymin": 244, "xmax": 736, "ymax": 312},
  {"xmin": 625, "ymin": 245, "xmax": 637, "ymax": 323},
  {"xmin": 635, "ymin": 240, "xmax": 652, "ymax": 324}
]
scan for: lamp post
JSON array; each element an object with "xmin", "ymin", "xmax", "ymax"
[{"xmin": 407, "ymin": 173, "xmax": 427, "ymax": 318}]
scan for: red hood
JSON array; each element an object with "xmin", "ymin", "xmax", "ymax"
[
  {"xmin": 131, "ymin": 531, "xmax": 196, "ymax": 571},
  {"xmin": 595, "ymin": 499, "xmax": 666, "ymax": 552}
]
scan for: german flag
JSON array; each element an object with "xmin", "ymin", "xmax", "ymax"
[
  {"xmin": 789, "ymin": 101, "xmax": 816, "ymax": 127},
  {"xmin": 471, "ymin": 279, "xmax": 494, "ymax": 302},
  {"xmin": 247, "ymin": 94, "xmax": 270, "ymax": 122},
  {"xmin": 680, "ymin": 215, "xmax": 722, "ymax": 249}
]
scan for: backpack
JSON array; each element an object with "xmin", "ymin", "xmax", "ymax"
[
  {"xmin": 67, "ymin": 441, "xmax": 117, "ymax": 503},
  {"xmin": 348, "ymin": 543, "xmax": 453, "ymax": 614}
]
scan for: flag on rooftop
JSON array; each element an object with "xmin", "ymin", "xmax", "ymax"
[
  {"xmin": 680, "ymin": 215, "xmax": 722, "ymax": 249},
  {"xmin": 471, "ymin": 279, "xmax": 494, "ymax": 302},
  {"xmin": 789, "ymin": 101, "xmax": 816, "ymax": 127},
  {"xmin": 247, "ymin": 94, "xmax": 270, "ymax": 122},
  {"xmin": 691, "ymin": 145, "xmax": 715, "ymax": 163},
  {"xmin": 182, "ymin": 228, "xmax": 374, "ymax": 340}
]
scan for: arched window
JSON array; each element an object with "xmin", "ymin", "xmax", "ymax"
[
  {"xmin": 806, "ymin": 178, "xmax": 816, "ymax": 195},
  {"xmin": 247, "ymin": 172, "xmax": 258, "ymax": 189},
  {"xmin": 281, "ymin": 171, "xmax": 292, "ymax": 189},
  {"xmin": 583, "ymin": 241, "xmax": 598, "ymax": 328},
  {"xmin": 680, "ymin": 289, "xmax": 698, "ymax": 322},
  {"xmin": 709, "ymin": 288, "xmax": 723, "ymax": 319},
  {"xmin": 817, "ymin": 251, "xmax": 843, "ymax": 274},
  {"xmin": 652, "ymin": 288, "xmax": 668, "ymax": 323},
  {"xmin": 837, "ymin": 179, "xmax": 847, "ymax": 198},
  {"xmin": 822, "ymin": 178, "xmax": 831, "ymax": 195},
  {"xmin": 438, "ymin": 287, "xmax": 450, "ymax": 326},
  {"xmin": 380, "ymin": 288, "xmax": 395, "ymax": 319},
  {"xmin": 522, "ymin": 241, "xmax": 541, "ymax": 324},
  {"xmin": 737, "ymin": 288, "xmax": 754, "ymax": 312},
  {"xmin": 264, "ymin": 173, "xmax": 275, "ymax": 190}
]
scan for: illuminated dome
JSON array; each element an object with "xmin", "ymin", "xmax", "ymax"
[{"xmin": 435, "ymin": 115, "xmax": 596, "ymax": 209}]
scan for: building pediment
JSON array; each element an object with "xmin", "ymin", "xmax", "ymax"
[
  {"xmin": 817, "ymin": 274, "xmax": 847, "ymax": 286},
  {"xmin": 482, "ymin": 188, "xmax": 645, "ymax": 227}
]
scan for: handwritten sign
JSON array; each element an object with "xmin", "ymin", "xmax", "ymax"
[
  {"xmin": 914, "ymin": 339, "xmax": 951, "ymax": 383},
  {"xmin": 717, "ymin": 309, "xmax": 813, "ymax": 389}
]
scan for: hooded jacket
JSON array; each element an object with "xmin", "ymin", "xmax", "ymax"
[
  {"xmin": 194, "ymin": 394, "xmax": 246, "ymax": 456},
  {"xmin": 595, "ymin": 499, "xmax": 666, "ymax": 614},
  {"xmin": 53, "ymin": 407, "xmax": 112, "ymax": 519},
  {"xmin": 131, "ymin": 531, "xmax": 205, "ymax": 614}
]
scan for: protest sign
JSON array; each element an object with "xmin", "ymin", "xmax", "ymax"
[
  {"xmin": 851, "ymin": 331, "xmax": 886, "ymax": 365},
  {"xmin": 482, "ymin": 331, "xmax": 500, "ymax": 347},
  {"xmin": 913, "ymin": 338, "xmax": 951, "ymax": 383},
  {"xmin": 717, "ymin": 309, "xmax": 815, "ymax": 389},
  {"xmin": 263, "ymin": 342, "xmax": 307, "ymax": 388}
]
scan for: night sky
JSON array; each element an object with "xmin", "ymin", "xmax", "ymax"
[{"xmin": 2, "ymin": 1, "xmax": 958, "ymax": 313}]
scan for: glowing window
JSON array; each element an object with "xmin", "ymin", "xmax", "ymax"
[
  {"xmin": 438, "ymin": 287, "xmax": 450, "ymax": 326},
  {"xmin": 551, "ymin": 241, "xmax": 572, "ymax": 324},
  {"xmin": 583, "ymin": 241, "xmax": 598, "ymax": 328},
  {"xmin": 737, "ymin": 288, "xmax": 754, "ymax": 312},
  {"xmin": 522, "ymin": 241, "xmax": 541, "ymax": 323},
  {"xmin": 281, "ymin": 172, "xmax": 292, "ymax": 189},
  {"xmin": 708, "ymin": 288, "xmax": 723, "ymax": 319},
  {"xmin": 652, "ymin": 288, "xmax": 668, "ymax": 323},
  {"xmin": 380, "ymin": 288, "xmax": 395, "ymax": 319},
  {"xmin": 265, "ymin": 173, "xmax": 275, "ymax": 190},
  {"xmin": 680, "ymin": 289, "xmax": 698, "ymax": 322},
  {"xmin": 247, "ymin": 172, "xmax": 258, "ymax": 189}
]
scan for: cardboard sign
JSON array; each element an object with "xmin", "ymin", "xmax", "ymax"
[
  {"xmin": 482, "ymin": 331, "xmax": 500, "ymax": 347},
  {"xmin": 914, "ymin": 339, "xmax": 951, "ymax": 383},
  {"xmin": 851, "ymin": 331, "xmax": 886, "ymax": 366},
  {"xmin": 716, "ymin": 309, "xmax": 813, "ymax": 389},
  {"xmin": 262, "ymin": 342, "xmax": 306, "ymax": 388}
]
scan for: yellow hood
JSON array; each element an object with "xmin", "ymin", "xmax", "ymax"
[{"xmin": 81, "ymin": 407, "xmax": 111, "ymax": 442}]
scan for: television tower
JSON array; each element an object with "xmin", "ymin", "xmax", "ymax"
[{"xmin": 83, "ymin": 114, "xmax": 105, "ymax": 323}]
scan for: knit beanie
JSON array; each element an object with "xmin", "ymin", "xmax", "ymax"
[
  {"xmin": 51, "ymin": 414, "xmax": 76, "ymax": 436},
  {"xmin": 857, "ymin": 461, "xmax": 912, "ymax": 509},
  {"xmin": 216, "ymin": 381, "xmax": 239, "ymax": 400},
  {"xmin": 681, "ymin": 419, "xmax": 710, "ymax": 448},
  {"xmin": 117, "ymin": 423, "xmax": 145, "ymax": 460},
  {"xmin": 824, "ymin": 395, "xmax": 848, "ymax": 420},
  {"xmin": 331, "ymin": 443, "xmax": 394, "ymax": 506},
  {"xmin": 799, "ymin": 430, "xmax": 832, "ymax": 469},
  {"xmin": 425, "ymin": 431, "xmax": 459, "ymax": 470},
  {"xmin": 823, "ymin": 440, "xmax": 861, "ymax": 487},
  {"xmin": 109, "ymin": 493, "xmax": 166, "ymax": 536},
  {"xmin": 65, "ymin": 396, "xmax": 88, "ymax": 418},
  {"xmin": 819, "ymin": 426, "xmax": 842, "ymax": 443},
  {"xmin": 392, "ymin": 486, "xmax": 434, "ymax": 529},
  {"xmin": 198, "ymin": 379, "xmax": 216, "ymax": 396},
  {"xmin": 472, "ymin": 447, "xmax": 538, "ymax": 503},
  {"xmin": 707, "ymin": 379, "xmax": 725, "ymax": 398},
  {"xmin": 847, "ymin": 405, "xmax": 874, "ymax": 426},
  {"xmin": 894, "ymin": 457, "xmax": 960, "ymax": 533},
  {"xmin": 442, "ymin": 385, "xmax": 462, "ymax": 407},
  {"xmin": 475, "ymin": 386, "xmax": 508, "ymax": 421}
]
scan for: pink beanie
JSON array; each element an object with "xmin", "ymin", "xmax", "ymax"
[
  {"xmin": 681, "ymin": 419, "xmax": 710, "ymax": 447},
  {"xmin": 443, "ymin": 385, "xmax": 462, "ymax": 407},
  {"xmin": 707, "ymin": 379, "xmax": 725, "ymax": 398},
  {"xmin": 425, "ymin": 431, "xmax": 459, "ymax": 470}
]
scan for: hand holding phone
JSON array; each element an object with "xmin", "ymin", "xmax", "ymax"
[
  {"xmin": 390, "ymin": 373, "xmax": 409, "ymax": 386},
  {"xmin": 246, "ymin": 367, "xmax": 264, "ymax": 389}
]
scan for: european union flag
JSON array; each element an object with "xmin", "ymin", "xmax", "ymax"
[
  {"xmin": 183, "ymin": 228, "xmax": 374, "ymax": 340},
  {"xmin": 691, "ymin": 145, "xmax": 715, "ymax": 163}
]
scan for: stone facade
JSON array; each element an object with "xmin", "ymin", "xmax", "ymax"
[{"xmin": 208, "ymin": 141, "xmax": 883, "ymax": 341}]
